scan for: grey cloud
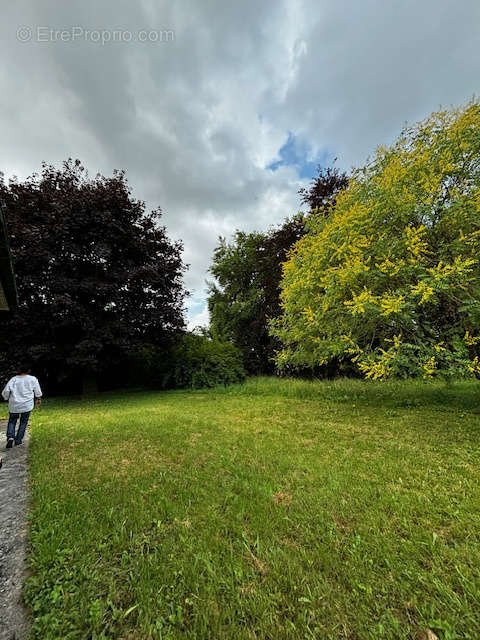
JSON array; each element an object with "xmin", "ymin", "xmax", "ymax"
[{"xmin": 272, "ymin": 0, "xmax": 480, "ymax": 166}]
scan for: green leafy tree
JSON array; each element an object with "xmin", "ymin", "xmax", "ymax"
[
  {"xmin": 208, "ymin": 231, "xmax": 271, "ymax": 374},
  {"xmin": 272, "ymin": 102, "xmax": 480, "ymax": 379},
  {"xmin": 208, "ymin": 165, "xmax": 347, "ymax": 374},
  {"xmin": 208, "ymin": 218, "xmax": 309, "ymax": 374}
]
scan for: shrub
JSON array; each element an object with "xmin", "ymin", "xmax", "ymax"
[
  {"xmin": 171, "ymin": 334, "xmax": 246, "ymax": 389},
  {"xmin": 126, "ymin": 334, "xmax": 246, "ymax": 390}
]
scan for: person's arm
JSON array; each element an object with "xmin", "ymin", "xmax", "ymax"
[
  {"xmin": 2, "ymin": 380, "xmax": 11, "ymax": 402},
  {"xmin": 33, "ymin": 378, "xmax": 42, "ymax": 407}
]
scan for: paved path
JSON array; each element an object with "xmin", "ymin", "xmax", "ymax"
[{"xmin": 0, "ymin": 418, "xmax": 30, "ymax": 640}]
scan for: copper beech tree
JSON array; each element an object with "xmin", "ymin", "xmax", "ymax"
[{"xmin": 0, "ymin": 160, "xmax": 186, "ymax": 392}]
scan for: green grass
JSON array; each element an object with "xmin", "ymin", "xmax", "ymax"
[{"xmin": 25, "ymin": 377, "xmax": 480, "ymax": 639}]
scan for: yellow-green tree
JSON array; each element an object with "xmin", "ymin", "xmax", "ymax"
[{"xmin": 272, "ymin": 102, "xmax": 480, "ymax": 379}]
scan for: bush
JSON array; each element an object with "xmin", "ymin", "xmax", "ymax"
[
  {"xmin": 126, "ymin": 334, "xmax": 246, "ymax": 390},
  {"xmin": 171, "ymin": 334, "xmax": 246, "ymax": 389}
]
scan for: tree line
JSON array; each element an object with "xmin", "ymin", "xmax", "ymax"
[
  {"xmin": 1, "ymin": 101, "xmax": 479, "ymax": 392},
  {"xmin": 209, "ymin": 101, "xmax": 480, "ymax": 380}
]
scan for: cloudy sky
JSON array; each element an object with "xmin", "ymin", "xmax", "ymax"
[{"xmin": 1, "ymin": 1, "xmax": 479, "ymax": 327}]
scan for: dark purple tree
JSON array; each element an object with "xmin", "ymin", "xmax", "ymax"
[
  {"xmin": 298, "ymin": 164, "xmax": 349, "ymax": 214},
  {"xmin": 0, "ymin": 160, "xmax": 186, "ymax": 392}
]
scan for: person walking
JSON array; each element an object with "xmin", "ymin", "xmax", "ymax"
[{"xmin": 2, "ymin": 366, "xmax": 42, "ymax": 449}]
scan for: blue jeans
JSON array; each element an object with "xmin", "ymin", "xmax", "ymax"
[{"xmin": 7, "ymin": 411, "xmax": 31, "ymax": 445}]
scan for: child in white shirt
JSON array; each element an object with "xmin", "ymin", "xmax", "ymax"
[{"xmin": 2, "ymin": 367, "xmax": 42, "ymax": 449}]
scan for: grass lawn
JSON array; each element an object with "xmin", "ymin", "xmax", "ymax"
[{"xmin": 25, "ymin": 377, "xmax": 480, "ymax": 639}]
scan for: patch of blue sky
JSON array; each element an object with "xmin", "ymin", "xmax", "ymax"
[
  {"xmin": 187, "ymin": 296, "xmax": 207, "ymax": 315},
  {"xmin": 267, "ymin": 132, "xmax": 331, "ymax": 180}
]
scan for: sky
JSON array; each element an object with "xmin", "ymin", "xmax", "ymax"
[{"xmin": 1, "ymin": 1, "xmax": 479, "ymax": 328}]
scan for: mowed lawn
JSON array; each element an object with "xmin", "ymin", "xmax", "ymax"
[{"xmin": 25, "ymin": 378, "xmax": 480, "ymax": 640}]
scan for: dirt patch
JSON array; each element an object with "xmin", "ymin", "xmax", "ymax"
[
  {"xmin": 273, "ymin": 491, "xmax": 293, "ymax": 507},
  {"xmin": 246, "ymin": 552, "xmax": 269, "ymax": 576},
  {"xmin": 332, "ymin": 517, "xmax": 352, "ymax": 533},
  {"xmin": 281, "ymin": 537, "xmax": 301, "ymax": 549},
  {"xmin": 0, "ymin": 418, "xmax": 30, "ymax": 640}
]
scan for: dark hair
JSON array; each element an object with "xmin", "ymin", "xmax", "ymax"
[{"xmin": 17, "ymin": 364, "xmax": 32, "ymax": 374}]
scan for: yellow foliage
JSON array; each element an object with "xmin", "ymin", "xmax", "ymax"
[
  {"xmin": 379, "ymin": 293, "xmax": 404, "ymax": 316},
  {"xmin": 427, "ymin": 257, "xmax": 476, "ymax": 281},
  {"xmin": 464, "ymin": 331, "xmax": 480, "ymax": 346},
  {"xmin": 421, "ymin": 356, "xmax": 437, "ymax": 378},
  {"xmin": 344, "ymin": 288, "xmax": 377, "ymax": 315},
  {"xmin": 467, "ymin": 356, "xmax": 480, "ymax": 374},
  {"xmin": 405, "ymin": 225, "xmax": 428, "ymax": 258},
  {"xmin": 385, "ymin": 334, "xmax": 403, "ymax": 349},
  {"xmin": 358, "ymin": 351, "xmax": 395, "ymax": 380},
  {"xmin": 411, "ymin": 281, "xmax": 435, "ymax": 304},
  {"xmin": 273, "ymin": 101, "xmax": 480, "ymax": 379},
  {"xmin": 302, "ymin": 306, "xmax": 315, "ymax": 325},
  {"xmin": 376, "ymin": 257, "xmax": 405, "ymax": 276}
]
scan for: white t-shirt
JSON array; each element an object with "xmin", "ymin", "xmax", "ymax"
[{"xmin": 2, "ymin": 375, "xmax": 42, "ymax": 413}]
